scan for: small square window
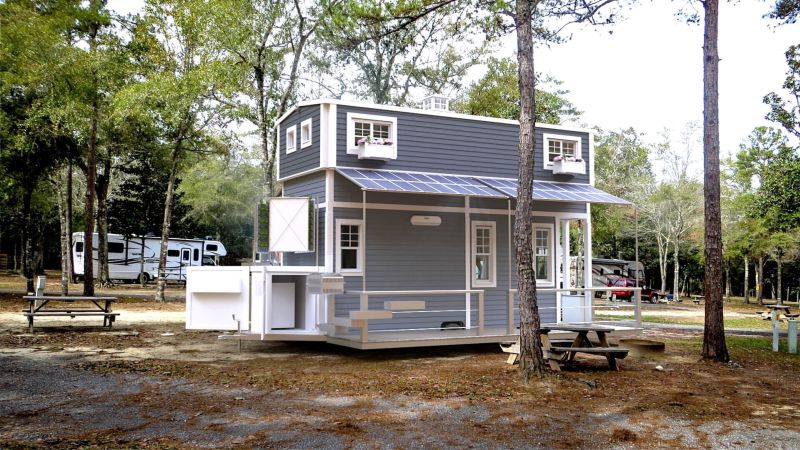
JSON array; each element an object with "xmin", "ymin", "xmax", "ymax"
[
  {"xmin": 286, "ymin": 125, "xmax": 297, "ymax": 154},
  {"xmin": 337, "ymin": 219, "xmax": 363, "ymax": 275},
  {"xmin": 543, "ymin": 134, "xmax": 582, "ymax": 169},
  {"xmin": 300, "ymin": 118, "xmax": 312, "ymax": 149}
]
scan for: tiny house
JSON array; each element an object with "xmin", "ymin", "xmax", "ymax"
[
  {"xmin": 73, "ymin": 232, "xmax": 226, "ymax": 283},
  {"xmin": 185, "ymin": 97, "xmax": 634, "ymax": 349}
]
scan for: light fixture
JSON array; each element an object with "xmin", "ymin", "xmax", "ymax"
[{"xmin": 410, "ymin": 215, "xmax": 441, "ymax": 226}]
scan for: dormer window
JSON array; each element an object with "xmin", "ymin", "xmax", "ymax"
[
  {"xmin": 542, "ymin": 133, "xmax": 582, "ymax": 170},
  {"xmin": 300, "ymin": 118, "xmax": 312, "ymax": 148},
  {"xmin": 286, "ymin": 125, "xmax": 297, "ymax": 154},
  {"xmin": 347, "ymin": 112, "xmax": 398, "ymax": 160}
]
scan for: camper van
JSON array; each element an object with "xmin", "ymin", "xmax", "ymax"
[{"xmin": 72, "ymin": 232, "xmax": 226, "ymax": 283}]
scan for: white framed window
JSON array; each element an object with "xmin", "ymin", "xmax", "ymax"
[
  {"xmin": 300, "ymin": 118, "xmax": 312, "ymax": 148},
  {"xmin": 285, "ymin": 125, "xmax": 297, "ymax": 154},
  {"xmin": 534, "ymin": 224, "xmax": 554, "ymax": 286},
  {"xmin": 336, "ymin": 219, "xmax": 363, "ymax": 275},
  {"xmin": 346, "ymin": 112, "xmax": 397, "ymax": 153},
  {"xmin": 472, "ymin": 221, "xmax": 496, "ymax": 288},
  {"xmin": 543, "ymin": 133, "xmax": 582, "ymax": 169}
]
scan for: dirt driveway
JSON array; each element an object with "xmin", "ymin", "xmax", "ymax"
[{"xmin": 1, "ymin": 293, "xmax": 799, "ymax": 449}]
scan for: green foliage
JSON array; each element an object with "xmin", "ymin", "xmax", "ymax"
[
  {"xmin": 768, "ymin": 0, "xmax": 800, "ymax": 24},
  {"xmin": 755, "ymin": 151, "xmax": 800, "ymax": 232},
  {"xmin": 764, "ymin": 45, "xmax": 800, "ymax": 140},
  {"xmin": 178, "ymin": 147, "xmax": 262, "ymax": 259},
  {"xmin": 450, "ymin": 57, "xmax": 580, "ymax": 124},
  {"xmin": 320, "ymin": 0, "xmax": 485, "ymax": 104},
  {"xmin": 591, "ymin": 128, "xmax": 654, "ymax": 258}
]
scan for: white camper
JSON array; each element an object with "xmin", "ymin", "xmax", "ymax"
[{"xmin": 72, "ymin": 232, "xmax": 227, "ymax": 283}]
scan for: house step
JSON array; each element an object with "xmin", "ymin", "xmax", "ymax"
[
  {"xmin": 383, "ymin": 300, "xmax": 426, "ymax": 311},
  {"xmin": 331, "ymin": 317, "xmax": 367, "ymax": 328},
  {"xmin": 350, "ymin": 310, "xmax": 393, "ymax": 320}
]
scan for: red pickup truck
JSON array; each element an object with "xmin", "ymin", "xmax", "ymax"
[{"xmin": 607, "ymin": 277, "xmax": 658, "ymax": 303}]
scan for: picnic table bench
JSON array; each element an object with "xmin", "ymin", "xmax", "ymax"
[
  {"xmin": 500, "ymin": 324, "xmax": 630, "ymax": 371},
  {"xmin": 22, "ymin": 295, "xmax": 118, "ymax": 333},
  {"xmin": 691, "ymin": 295, "xmax": 704, "ymax": 305}
]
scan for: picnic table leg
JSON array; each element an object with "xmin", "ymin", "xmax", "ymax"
[{"xmin": 607, "ymin": 355, "xmax": 619, "ymax": 371}]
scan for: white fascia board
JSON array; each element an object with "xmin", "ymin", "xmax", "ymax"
[
  {"xmin": 275, "ymin": 99, "xmax": 594, "ymax": 134},
  {"xmin": 276, "ymin": 123, "xmax": 281, "ymax": 180},
  {"xmin": 589, "ymin": 132, "xmax": 595, "ymax": 186},
  {"xmin": 320, "ymin": 104, "xmax": 328, "ymax": 167}
]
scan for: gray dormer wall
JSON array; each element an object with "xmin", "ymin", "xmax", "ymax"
[
  {"xmin": 278, "ymin": 105, "xmax": 321, "ymax": 179},
  {"xmin": 335, "ymin": 105, "xmax": 590, "ymax": 184}
]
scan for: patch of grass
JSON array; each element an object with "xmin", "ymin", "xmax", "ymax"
[{"xmin": 594, "ymin": 313, "xmax": 775, "ymax": 330}]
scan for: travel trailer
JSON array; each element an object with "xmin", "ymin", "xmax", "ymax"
[
  {"xmin": 72, "ymin": 232, "xmax": 226, "ymax": 283},
  {"xmin": 185, "ymin": 97, "xmax": 639, "ymax": 349}
]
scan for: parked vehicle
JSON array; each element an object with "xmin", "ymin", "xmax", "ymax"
[
  {"xmin": 72, "ymin": 232, "xmax": 226, "ymax": 283},
  {"xmin": 607, "ymin": 276, "xmax": 658, "ymax": 303}
]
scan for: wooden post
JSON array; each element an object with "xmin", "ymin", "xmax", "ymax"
[
  {"xmin": 788, "ymin": 320, "xmax": 797, "ymax": 354},
  {"xmin": 634, "ymin": 288, "xmax": 642, "ymax": 327}
]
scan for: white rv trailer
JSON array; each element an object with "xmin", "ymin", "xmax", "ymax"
[{"xmin": 72, "ymin": 232, "xmax": 227, "ymax": 283}]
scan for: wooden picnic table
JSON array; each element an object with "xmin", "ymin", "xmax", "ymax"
[
  {"xmin": 22, "ymin": 295, "xmax": 118, "ymax": 333},
  {"xmin": 500, "ymin": 324, "xmax": 629, "ymax": 371},
  {"xmin": 762, "ymin": 304, "xmax": 798, "ymax": 321}
]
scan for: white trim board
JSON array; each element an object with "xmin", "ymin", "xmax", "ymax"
[
  {"xmin": 276, "ymin": 99, "xmax": 594, "ymax": 134},
  {"xmin": 332, "ymin": 201, "xmax": 588, "ymax": 219}
]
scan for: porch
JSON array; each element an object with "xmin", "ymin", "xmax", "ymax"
[{"xmin": 322, "ymin": 287, "xmax": 643, "ymax": 350}]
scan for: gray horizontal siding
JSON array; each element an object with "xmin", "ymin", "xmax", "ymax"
[
  {"xmin": 279, "ymin": 106, "xmax": 320, "ymax": 179},
  {"xmin": 282, "ymin": 172, "xmax": 326, "ymax": 203},
  {"xmin": 331, "ymin": 207, "xmax": 558, "ymax": 331},
  {"xmin": 335, "ymin": 105, "xmax": 590, "ymax": 183}
]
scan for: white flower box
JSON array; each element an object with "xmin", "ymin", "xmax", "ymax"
[
  {"xmin": 357, "ymin": 142, "xmax": 396, "ymax": 160},
  {"xmin": 552, "ymin": 159, "xmax": 586, "ymax": 175}
]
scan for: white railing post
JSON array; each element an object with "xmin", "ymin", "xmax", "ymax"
[{"xmin": 478, "ymin": 290, "xmax": 485, "ymax": 336}]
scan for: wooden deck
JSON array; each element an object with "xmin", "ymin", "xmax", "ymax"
[
  {"xmin": 217, "ymin": 323, "xmax": 641, "ymax": 350},
  {"xmin": 326, "ymin": 323, "xmax": 639, "ymax": 350}
]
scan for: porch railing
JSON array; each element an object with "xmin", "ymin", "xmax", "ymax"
[
  {"xmin": 331, "ymin": 289, "xmax": 485, "ymax": 342},
  {"xmin": 507, "ymin": 287, "xmax": 643, "ymax": 331}
]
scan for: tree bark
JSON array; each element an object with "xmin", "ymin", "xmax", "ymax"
[
  {"xmin": 756, "ymin": 256, "xmax": 764, "ymax": 305},
  {"xmin": 743, "ymin": 255, "xmax": 749, "ymax": 304},
  {"xmin": 22, "ymin": 187, "xmax": 35, "ymax": 293},
  {"xmin": 515, "ymin": 0, "xmax": 547, "ymax": 382},
  {"xmin": 155, "ymin": 144, "xmax": 182, "ymax": 302},
  {"xmin": 700, "ymin": 0, "xmax": 729, "ymax": 362},
  {"xmin": 83, "ymin": 13, "xmax": 100, "ymax": 296},
  {"xmin": 672, "ymin": 241, "xmax": 681, "ymax": 301},
  {"xmin": 57, "ymin": 167, "xmax": 71, "ymax": 295},
  {"xmin": 96, "ymin": 157, "xmax": 112, "ymax": 286},
  {"xmin": 776, "ymin": 256, "xmax": 783, "ymax": 305}
]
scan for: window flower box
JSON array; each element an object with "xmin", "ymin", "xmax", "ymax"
[
  {"xmin": 551, "ymin": 156, "xmax": 585, "ymax": 175},
  {"xmin": 357, "ymin": 137, "xmax": 396, "ymax": 160}
]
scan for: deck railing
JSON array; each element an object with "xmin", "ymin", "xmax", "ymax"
[
  {"xmin": 507, "ymin": 287, "xmax": 643, "ymax": 330},
  {"xmin": 330, "ymin": 287, "xmax": 642, "ymax": 343},
  {"xmin": 334, "ymin": 289, "xmax": 485, "ymax": 342}
]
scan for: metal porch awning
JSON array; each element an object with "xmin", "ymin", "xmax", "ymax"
[{"xmin": 336, "ymin": 167, "xmax": 631, "ymax": 205}]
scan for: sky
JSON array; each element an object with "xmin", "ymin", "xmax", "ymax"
[
  {"xmin": 109, "ymin": 1, "xmax": 797, "ymax": 159},
  {"xmin": 524, "ymin": 1, "xmax": 797, "ymax": 158}
]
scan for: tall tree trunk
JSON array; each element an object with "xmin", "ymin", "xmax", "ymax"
[
  {"xmin": 743, "ymin": 255, "xmax": 749, "ymax": 304},
  {"xmin": 22, "ymin": 187, "xmax": 34, "ymax": 293},
  {"xmin": 155, "ymin": 145, "xmax": 182, "ymax": 302},
  {"xmin": 139, "ymin": 237, "xmax": 147, "ymax": 287},
  {"xmin": 96, "ymin": 157, "xmax": 112, "ymax": 286},
  {"xmin": 756, "ymin": 256, "xmax": 764, "ymax": 305},
  {"xmin": 57, "ymin": 167, "xmax": 71, "ymax": 295},
  {"xmin": 700, "ymin": 0, "xmax": 729, "ymax": 362},
  {"xmin": 83, "ymin": 17, "xmax": 99, "ymax": 296},
  {"xmin": 672, "ymin": 242, "xmax": 681, "ymax": 301},
  {"xmin": 67, "ymin": 163, "xmax": 74, "ymax": 283},
  {"xmin": 656, "ymin": 234, "xmax": 669, "ymax": 293},
  {"xmin": 776, "ymin": 257, "xmax": 783, "ymax": 305},
  {"xmin": 515, "ymin": 0, "xmax": 546, "ymax": 382},
  {"xmin": 724, "ymin": 264, "xmax": 731, "ymax": 302}
]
